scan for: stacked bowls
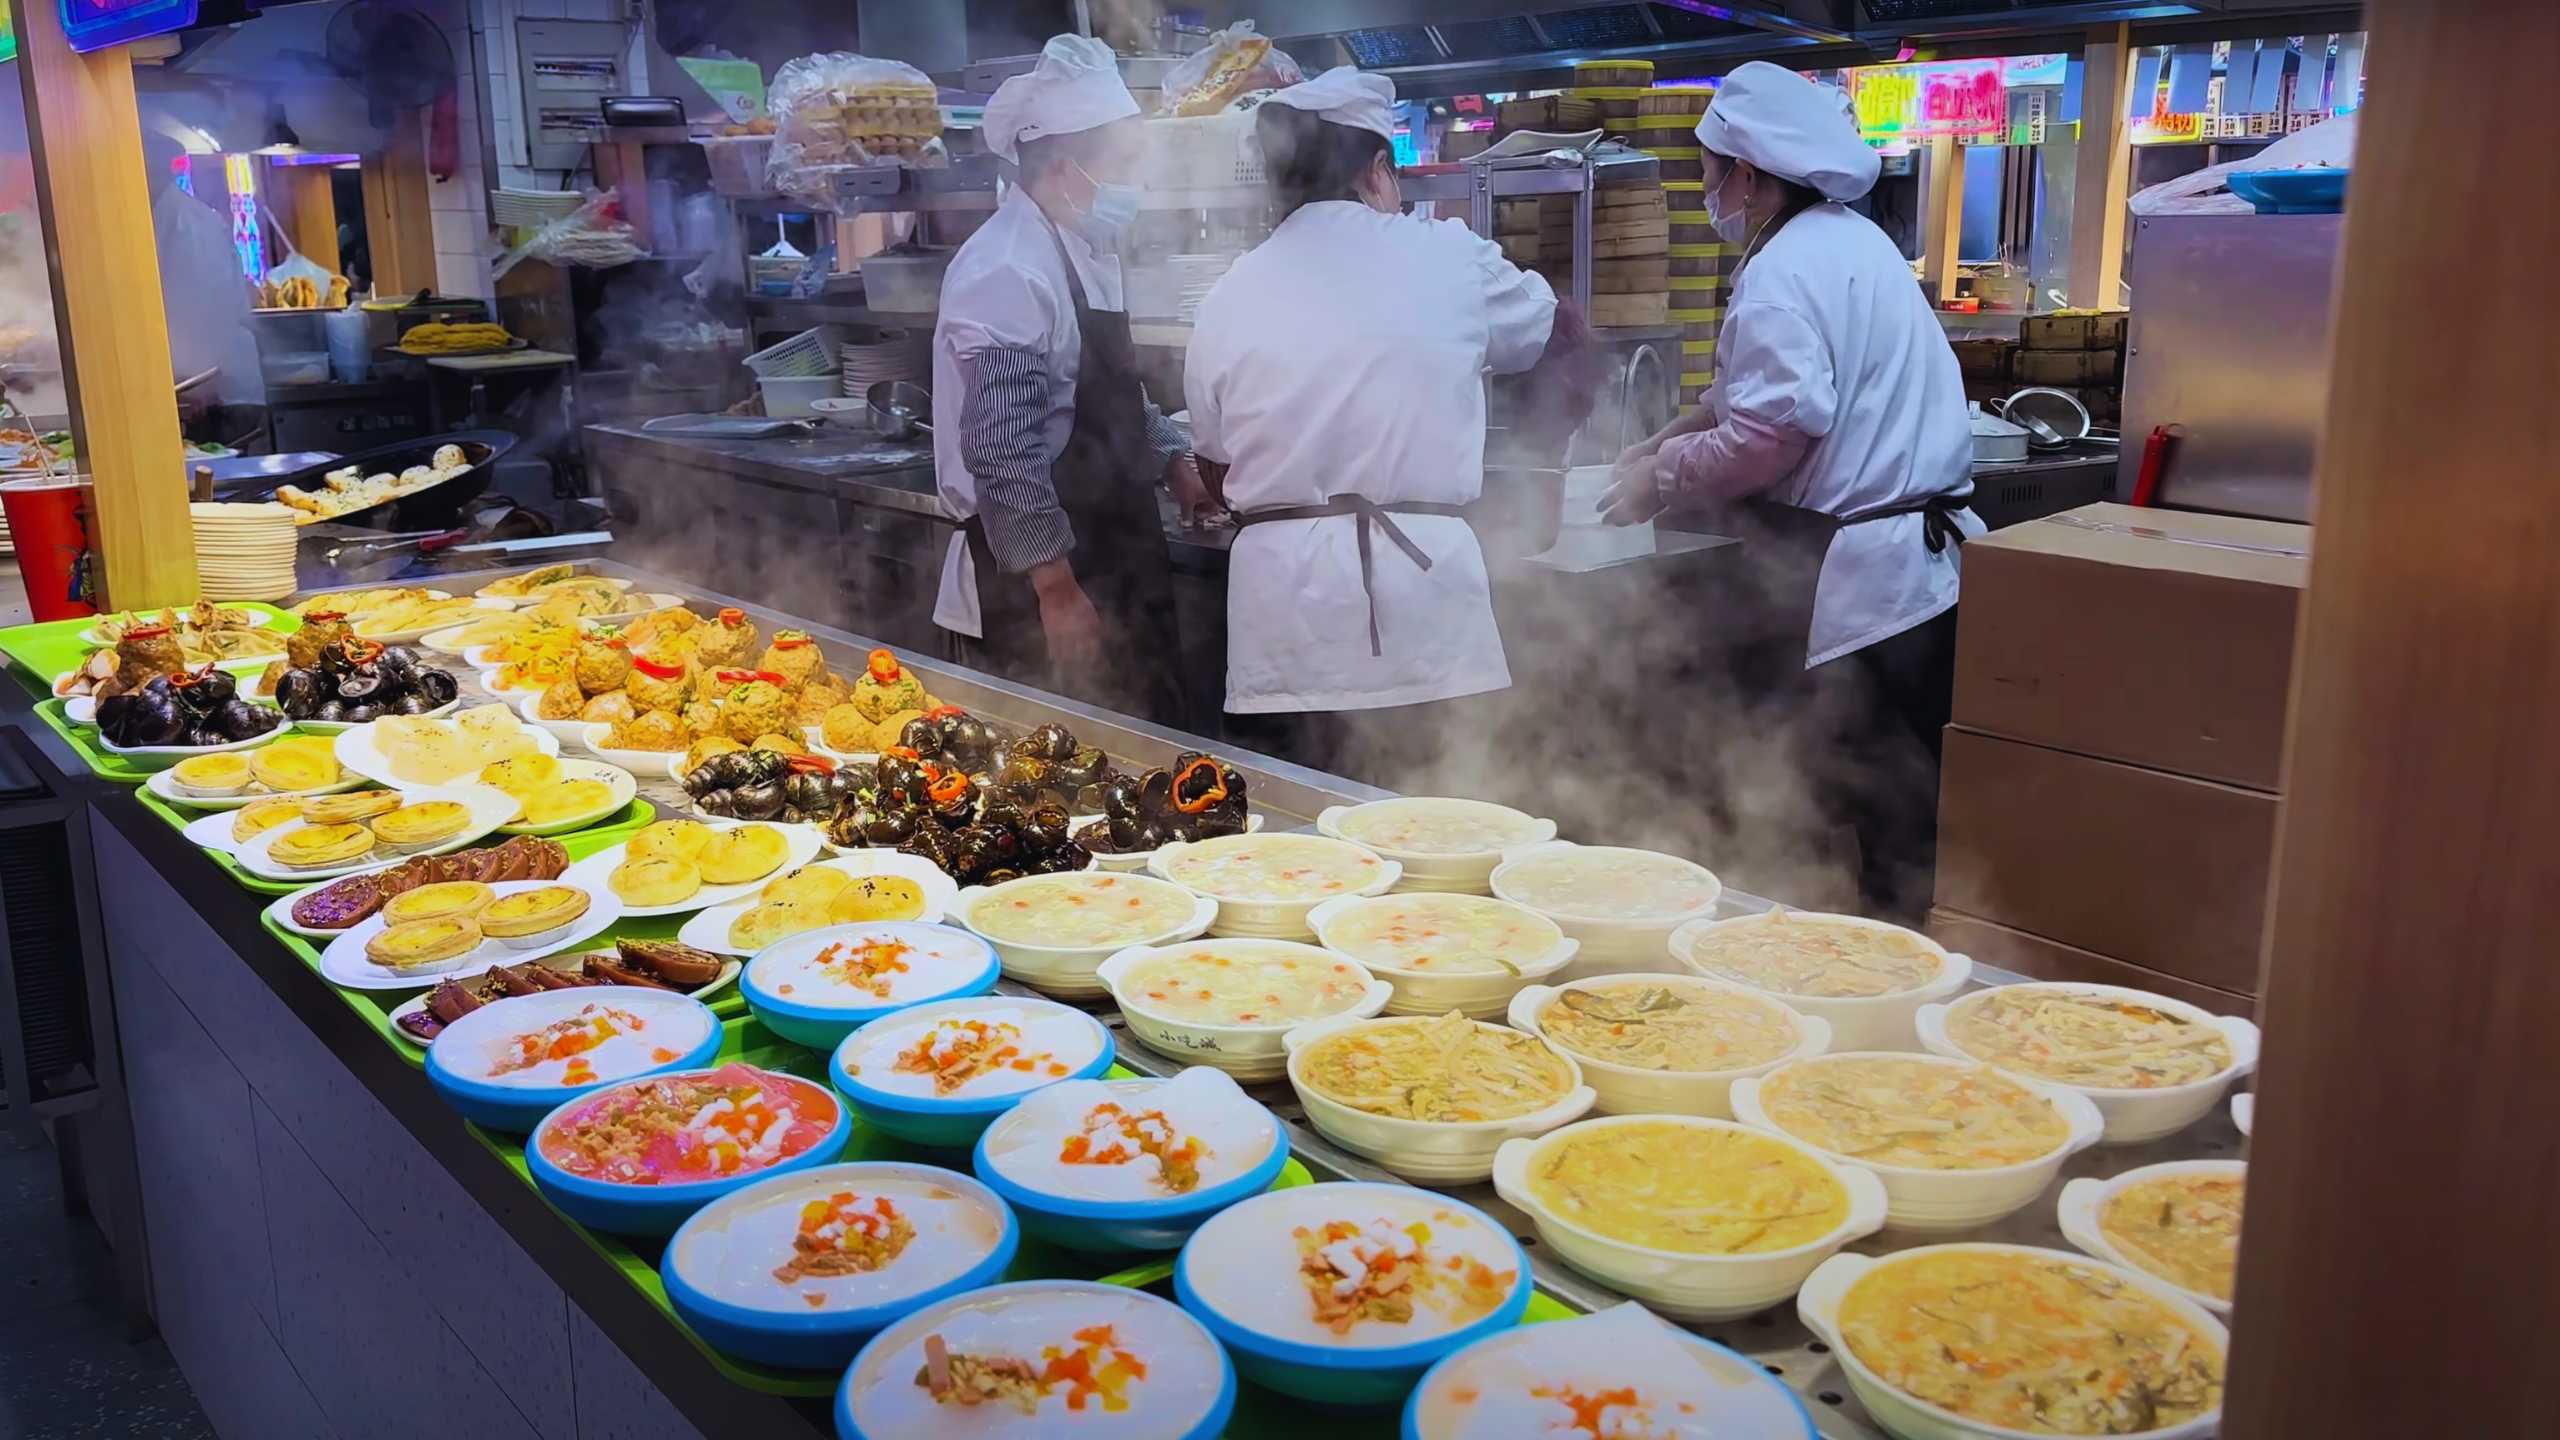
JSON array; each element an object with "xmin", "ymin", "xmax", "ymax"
[{"xmin": 190, "ymin": 501, "xmax": 299, "ymax": 599}]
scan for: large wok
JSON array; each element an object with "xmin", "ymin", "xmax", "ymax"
[{"xmin": 240, "ymin": 429, "xmax": 516, "ymax": 533}]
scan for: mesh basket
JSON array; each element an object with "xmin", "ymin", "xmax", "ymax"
[
  {"xmin": 742, "ymin": 325, "xmax": 844, "ymax": 379},
  {"xmin": 1144, "ymin": 113, "xmax": 1267, "ymax": 192}
]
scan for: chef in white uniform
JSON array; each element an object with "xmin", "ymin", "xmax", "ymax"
[
  {"xmin": 931, "ymin": 35, "xmax": 1206, "ymax": 722},
  {"xmin": 1185, "ymin": 67, "xmax": 1561, "ymax": 764},
  {"xmin": 1600, "ymin": 61, "xmax": 1978, "ymax": 919}
]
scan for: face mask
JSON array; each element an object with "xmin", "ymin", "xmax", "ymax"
[
  {"xmin": 1068, "ymin": 157, "xmax": 1140, "ymax": 251},
  {"xmin": 1705, "ymin": 162, "xmax": 1754, "ymax": 246},
  {"xmin": 1359, "ymin": 158, "xmax": 1403, "ymax": 215}
]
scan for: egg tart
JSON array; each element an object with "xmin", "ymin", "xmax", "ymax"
[
  {"xmin": 269, "ymin": 822, "xmax": 377, "ymax": 870},
  {"xmin": 232, "ymin": 796, "xmax": 308, "ymax": 845},
  {"xmin": 759, "ymin": 866, "xmax": 849, "ymax": 907},
  {"xmin": 628, "ymin": 818, "xmax": 711, "ymax": 862},
  {"xmin": 609, "ymin": 856, "xmax": 700, "ymax": 907},
  {"xmin": 697, "ymin": 824, "xmax": 789, "ymax": 885},
  {"xmin": 479, "ymin": 885, "xmax": 592, "ymax": 946},
  {"xmin": 516, "ymin": 778, "xmax": 614, "ymax": 828},
  {"xmin": 365, "ymin": 917, "xmax": 483, "ymax": 973},
  {"xmin": 369, "ymin": 800, "xmax": 472, "ymax": 852},
  {"xmin": 170, "ymin": 752, "xmax": 254, "ymax": 797},
  {"xmin": 299, "ymin": 789, "xmax": 403, "ymax": 826},
  {"xmin": 380, "ymin": 881, "xmax": 496, "ymax": 927},
  {"xmin": 248, "ymin": 739, "xmax": 341, "ymax": 793}
]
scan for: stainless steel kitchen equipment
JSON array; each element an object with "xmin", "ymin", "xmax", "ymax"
[{"xmin": 864, "ymin": 380, "xmax": 933, "ymax": 440}]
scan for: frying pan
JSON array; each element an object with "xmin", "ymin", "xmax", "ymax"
[{"xmin": 239, "ymin": 429, "xmax": 516, "ymax": 533}]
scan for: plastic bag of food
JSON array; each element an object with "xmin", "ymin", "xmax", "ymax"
[
  {"xmin": 1158, "ymin": 21, "xmax": 1303, "ymax": 117},
  {"xmin": 2129, "ymin": 113, "xmax": 2356, "ymax": 215},
  {"xmin": 493, "ymin": 190, "xmax": 646, "ymax": 280},
  {"xmin": 766, "ymin": 50, "xmax": 945, "ymax": 202}
]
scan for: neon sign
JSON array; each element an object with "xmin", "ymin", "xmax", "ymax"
[{"xmin": 1848, "ymin": 61, "xmax": 2006, "ymax": 144}]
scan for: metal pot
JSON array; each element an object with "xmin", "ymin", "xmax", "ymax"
[{"xmin": 1970, "ymin": 408, "xmax": 2031, "ymax": 463}]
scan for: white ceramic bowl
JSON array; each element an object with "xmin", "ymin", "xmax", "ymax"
[
  {"xmin": 1305, "ymin": 891, "xmax": 1577, "ymax": 1019},
  {"xmin": 1730, "ymin": 1052, "xmax": 2104, "ymax": 1235},
  {"xmin": 1670, "ymin": 910, "xmax": 1973, "ymax": 1052},
  {"xmin": 1489, "ymin": 841, "xmax": 1722, "ymax": 973},
  {"xmin": 1096, "ymin": 940, "xmax": 1390, "ymax": 1082},
  {"xmin": 1082, "ymin": 811, "xmax": 1266, "ymax": 873},
  {"xmin": 1313, "ymin": 797, "xmax": 1557, "ymax": 895},
  {"xmin": 953, "ymin": 872, "xmax": 1219, "ymax": 1000},
  {"xmin": 1797, "ymin": 1244, "xmax": 2228, "ymax": 1440},
  {"xmin": 2055, "ymin": 1159, "xmax": 2245, "ymax": 1317},
  {"xmin": 1916, "ymin": 983, "xmax": 2262, "ymax": 1145},
  {"xmin": 1282, "ymin": 1011, "xmax": 1596, "ymax": 1183},
  {"xmin": 1147, "ymin": 832, "xmax": 1400, "ymax": 939},
  {"xmin": 513, "ymin": 690, "xmax": 593, "ymax": 745},
  {"xmin": 1492, "ymin": 1115, "xmax": 1888, "ymax": 1321},
  {"xmin": 2230, "ymin": 1092, "xmax": 2253, "ymax": 1136},
  {"xmin": 1508, "ymin": 974, "xmax": 1831, "ymax": 1119}
]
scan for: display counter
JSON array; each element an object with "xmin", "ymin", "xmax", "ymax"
[{"xmin": 9, "ymin": 561, "xmax": 2247, "ymax": 1440}]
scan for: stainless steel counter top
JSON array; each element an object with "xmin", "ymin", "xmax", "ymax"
[{"xmin": 585, "ymin": 422, "xmax": 943, "ymax": 513}]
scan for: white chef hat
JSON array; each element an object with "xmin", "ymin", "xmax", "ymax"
[
  {"xmin": 1694, "ymin": 60, "xmax": 1879, "ymax": 202},
  {"xmin": 981, "ymin": 34, "xmax": 1140, "ymax": 165},
  {"xmin": 1262, "ymin": 65, "xmax": 1397, "ymax": 141}
]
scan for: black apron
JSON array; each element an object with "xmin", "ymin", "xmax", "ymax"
[
  {"xmin": 1715, "ymin": 487, "xmax": 1972, "ymax": 696},
  {"xmin": 1231, "ymin": 497, "xmax": 1471, "ymax": 658},
  {"xmin": 962, "ymin": 221, "xmax": 1186, "ymax": 726}
]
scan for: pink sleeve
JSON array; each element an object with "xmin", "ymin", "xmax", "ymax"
[
  {"xmin": 1655, "ymin": 300, "xmax": 1829, "ymax": 505},
  {"xmin": 1656, "ymin": 409, "xmax": 1814, "ymax": 505}
]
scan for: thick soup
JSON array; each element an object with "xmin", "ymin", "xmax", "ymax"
[
  {"xmin": 1684, "ymin": 909, "xmax": 1944, "ymax": 998},
  {"xmin": 1159, "ymin": 834, "xmax": 1384, "ymax": 903},
  {"xmin": 1527, "ymin": 1121, "xmax": 1848, "ymax": 1254},
  {"xmin": 2099, "ymin": 1173, "xmax": 2245, "ymax": 1303},
  {"xmin": 1117, "ymin": 944, "xmax": 1371, "ymax": 1027},
  {"xmin": 1333, "ymin": 798, "xmax": 1541, "ymax": 856},
  {"xmin": 1536, "ymin": 980, "xmax": 1800, "ymax": 1072},
  {"xmin": 1758, "ymin": 1057, "xmax": 2072, "ymax": 1169},
  {"xmin": 1838, "ymin": 1250, "xmax": 2224, "ymax": 1434},
  {"xmin": 1320, "ymin": 894, "xmax": 1562, "ymax": 976},
  {"xmin": 968, "ymin": 872, "xmax": 1198, "ymax": 948},
  {"xmin": 1498, "ymin": 849, "xmax": 1717, "ymax": 921},
  {"xmin": 1298, "ymin": 1012, "xmax": 1575, "ymax": 1123},
  {"xmin": 1949, "ymin": 989, "xmax": 2232, "ymax": 1089}
]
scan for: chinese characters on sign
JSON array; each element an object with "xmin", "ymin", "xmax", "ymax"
[{"xmin": 1850, "ymin": 61, "xmax": 2007, "ymax": 145}]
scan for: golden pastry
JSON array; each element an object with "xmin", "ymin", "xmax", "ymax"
[
  {"xmin": 171, "ymin": 752, "xmax": 253, "ymax": 797},
  {"xmin": 381, "ymin": 881, "xmax": 496, "ymax": 926},
  {"xmin": 760, "ymin": 866, "xmax": 850, "ymax": 907},
  {"xmin": 269, "ymin": 822, "xmax": 376, "ymax": 869},
  {"xmin": 299, "ymin": 789, "xmax": 402, "ymax": 825},
  {"xmin": 369, "ymin": 800, "xmax": 472, "ymax": 852},
  {"xmin": 827, "ymin": 875, "xmax": 927, "ymax": 924},
  {"xmin": 629, "ymin": 819, "xmax": 711, "ymax": 862},
  {"xmin": 365, "ymin": 917, "xmax": 482, "ymax": 971},
  {"xmin": 516, "ymin": 778, "xmax": 614, "ymax": 828},
  {"xmin": 479, "ymin": 753, "xmax": 563, "ymax": 797},
  {"xmin": 248, "ymin": 739, "xmax": 341, "ymax": 793},
  {"xmin": 480, "ymin": 885, "xmax": 591, "ymax": 942},
  {"xmin": 232, "ymin": 796, "xmax": 306, "ymax": 844},
  {"xmin": 696, "ymin": 824, "xmax": 789, "ymax": 886},
  {"xmin": 609, "ymin": 856, "xmax": 701, "ymax": 907},
  {"xmin": 727, "ymin": 900, "xmax": 825, "ymax": 951}
]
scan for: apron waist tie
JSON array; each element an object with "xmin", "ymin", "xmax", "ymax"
[
  {"xmin": 1834, "ymin": 487, "xmax": 1974, "ymax": 554},
  {"xmin": 1234, "ymin": 498, "xmax": 1470, "ymax": 657}
]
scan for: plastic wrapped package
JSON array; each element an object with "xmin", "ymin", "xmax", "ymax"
[
  {"xmin": 1157, "ymin": 21, "xmax": 1303, "ymax": 117},
  {"xmin": 2129, "ymin": 113, "xmax": 2357, "ymax": 216},
  {"xmin": 765, "ymin": 51, "xmax": 946, "ymax": 202},
  {"xmin": 493, "ymin": 191, "xmax": 646, "ymax": 281}
]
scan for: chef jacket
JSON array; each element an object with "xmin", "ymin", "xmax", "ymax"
[
  {"xmin": 152, "ymin": 182, "xmax": 263, "ymax": 408},
  {"xmin": 1186, "ymin": 201, "xmax": 1556, "ymax": 713},
  {"xmin": 1661, "ymin": 203, "xmax": 1980, "ymax": 666},
  {"xmin": 931, "ymin": 187, "xmax": 1186, "ymax": 639}
]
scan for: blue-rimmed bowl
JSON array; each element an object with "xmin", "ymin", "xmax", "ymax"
[
  {"xmin": 662, "ymin": 1161, "xmax": 1018, "ymax": 1371},
  {"xmin": 970, "ymin": 1076, "xmax": 1290, "ymax": 1253},
  {"xmin": 1400, "ymin": 1312, "xmax": 1817, "ymax": 1439},
  {"xmin": 527, "ymin": 1066, "xmax": 852, "ymax": 1235},
  {"xmin": 1174, "ymin": 1182, "xmax": 1532, "ymax": 1409},
  {"xmin": 425, "ymin": 987, "xmax": 721, "ymax": 1133},
  {"xmin": 828, "ymin": 996, "xmax": 1114, "ymax": 1149},
  {"xmin": 835, "ymin": 1280, "xmax": 1234, "ymax": 1440},
  {"xmin": 742, "ymin": 922, "xmax": 1001, "ymax": 1051}
]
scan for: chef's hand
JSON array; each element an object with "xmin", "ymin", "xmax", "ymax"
[
  {"xmin": 1166, "ymin": 454, "xmax": 1221, "ymax": 530},
  {"xmin": 1031, "ymin": 560, "xmax": 1106, "ymax": 671},
  {"xmin": 1598, "ymin": 441, "xmax": 1668, "ymax": 527}
]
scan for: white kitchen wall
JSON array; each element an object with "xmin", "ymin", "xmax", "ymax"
[
  {"xmin": 473, "ymin": 0, "xmax": 649, "ymax": 192},
  {"xmin": 418, "ymin": 0, "xmax": 496, "ymax": 299}
]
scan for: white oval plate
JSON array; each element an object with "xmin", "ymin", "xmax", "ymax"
[
  {"xmin": 183, "ymin": 807, "xmax": 287, "ymax": 855},
  {"xmin": 556, "ymin": 817, "xmax": 825, "ymax": 918},
  {"xmin": 316, "ymin": 878, "xmax": 624, "ymax": 991},
  {"xmin": 79, "ymin": 608, "xmax": 277, "ymax": 647},
  {"xmin": 514, "ymin": 691, "xmax": 596, "ymax": 745},
  {"xmin": 418, "ymin": 621, "xmax": 513, "ymax": 656},
  {"xmin": 144, "ymin": 763, "xmax": 370, "ymax": 811},
  {"xmin": 287, "ymin": 694, "xmax": 463, "ymax": 737},
  {"xmin": 232, "ymin": 782, "xmax": 523, "ymax": 881},
  {"xmin": 383, "ymin": 952, "xmax": 743, "ymax": 1048},
  {"xmin": 333, "ymin": 715, "xmax": 561, "ymax": 791},
  {"xmin": 475, "ymin": 666, "xmax": 547, "ymax": 699},
  {"xmin": 95, "ymin": 714, "xmax": 293, "ymax": 763},
  {"xmin": 577, "ymin": 721, "xmax": 691, "ymax": 775},
  {"xmin": 55, "ymin": 656, "xmax": 271, "ymax": 723},
  {"xmin": 264, "ymin": 858, "xmax": 416, "ymax": 938},
  {"xmin": 492, "ymin": 758, "xmax": 639, "ymax": 836},
  {"xmin": 670, "ymin": 850, "xmax": 958, "ymax": 957}
]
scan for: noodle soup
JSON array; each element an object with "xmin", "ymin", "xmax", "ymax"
[
  {"xmin": 1532, "ymin": 979, "xmax": 1802, "ymax": 1074},
  {"xmin": 1755, "ymin": 1056, "xmax": 2073, "ymax": 1170},
  {"xmin": 2099, "ymin": 1171, "xmax": 2245, "ymax": 1303},
  {"xmin": 1524, "ymin": 1119, "xmax": 1848, "ymax": 1254},
  {"xmin": 1493, "ymin": 847, "xmax": 1720, "ymax": 923},
  {"xmin": 1113, "ymin": 942, "xmax": 1373, "ymax": 1029},
  {"xmin": 1296, "ymin": 1013, "xmax": 1576, "ymax": 1123},
  {"xmin": 1681, "ymin": 908, "xmax": 1946, "ymax": 999},
  {"xmin": 1948, "ymin": 987, "xmax": 2234, "ymax": 1090}
]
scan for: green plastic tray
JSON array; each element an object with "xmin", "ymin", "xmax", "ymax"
[
  {"xmin": 30, "ymin": 697, "xmax": 160, "ymax": 783},
  {"xmin": 0, "ymin": 601, "xmax": 301, "ymax": 689}
]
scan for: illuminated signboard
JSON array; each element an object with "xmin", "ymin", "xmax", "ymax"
[{"xmin": 1848, "ymin": 60, "xmax": 2006, "ymax": 144}]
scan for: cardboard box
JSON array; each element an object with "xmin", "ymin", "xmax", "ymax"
[
  {"xmin": 1952, "ymin": 502, "xmax": 2309, "ymax": 790},
  {"xmin": 2021, "ymin": 311, "xmax": 2127, "ymax": 350},
  {"xmin": 1934, "ymin": 726, "xmax": 2277, "ymax": 993},
  {"xmin": 2016, "ymin": 348, "xmax": 2122, "ymax": 386},
  {"xmin": 1927, "ymin": 908, "xmax": 2256, "ymax": 1017}
]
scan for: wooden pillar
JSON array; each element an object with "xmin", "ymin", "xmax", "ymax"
[
  {"xmin": 2067, "ymin": 23, "xmax": 2133, "ymax": 309},
  {"xmin": 363, "ymin": 118, "xmax": 438, "ymax": 297},
  {"xmin": 2225, "ymin": 2, "xmax": 2559, "ymax": 1435},
  {"xmin": 276, "ymin": 162, "xmax": 341, "ymax": 275},
  {"xmin": 1919, "ymin": 135, "xmax": 1966, "ymax": 305},
  {"xmin": 14, "ymin": 0, "xmax": 199, "ymax": 607}
]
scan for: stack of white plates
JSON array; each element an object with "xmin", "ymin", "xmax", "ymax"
[
  {"xmin": 839, "ymin": 327, "xmax": 927, "ymax": 397},
  {"xmin": 1163, "ymin": 253, "xmax": 1238, "ymax": 324},
  {"xmin": 190, "ymin": 501, "xmax": 299, "ymax": 600}
]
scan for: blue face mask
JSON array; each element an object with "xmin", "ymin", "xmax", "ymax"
[{"xmin": 1069, "ymin": 159, "xmax": 1141, "ymax": 251}]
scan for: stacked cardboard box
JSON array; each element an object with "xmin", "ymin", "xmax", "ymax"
[
  {"xmin": 1928, "ymin": 503, "xmax": 2311, "ymax": 1017},
  {"xmin": 1978, "ymin": 309, "xmax": 2128, "ymax": 427}
]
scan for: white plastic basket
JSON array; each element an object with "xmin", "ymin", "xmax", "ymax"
[
  {"xmin": 742, "ymin": 324, "xmax": 843, "ymax": 379},
  {"xmin": 488, "ymin": 188, "xmax": 585, "ymax": 228}
]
